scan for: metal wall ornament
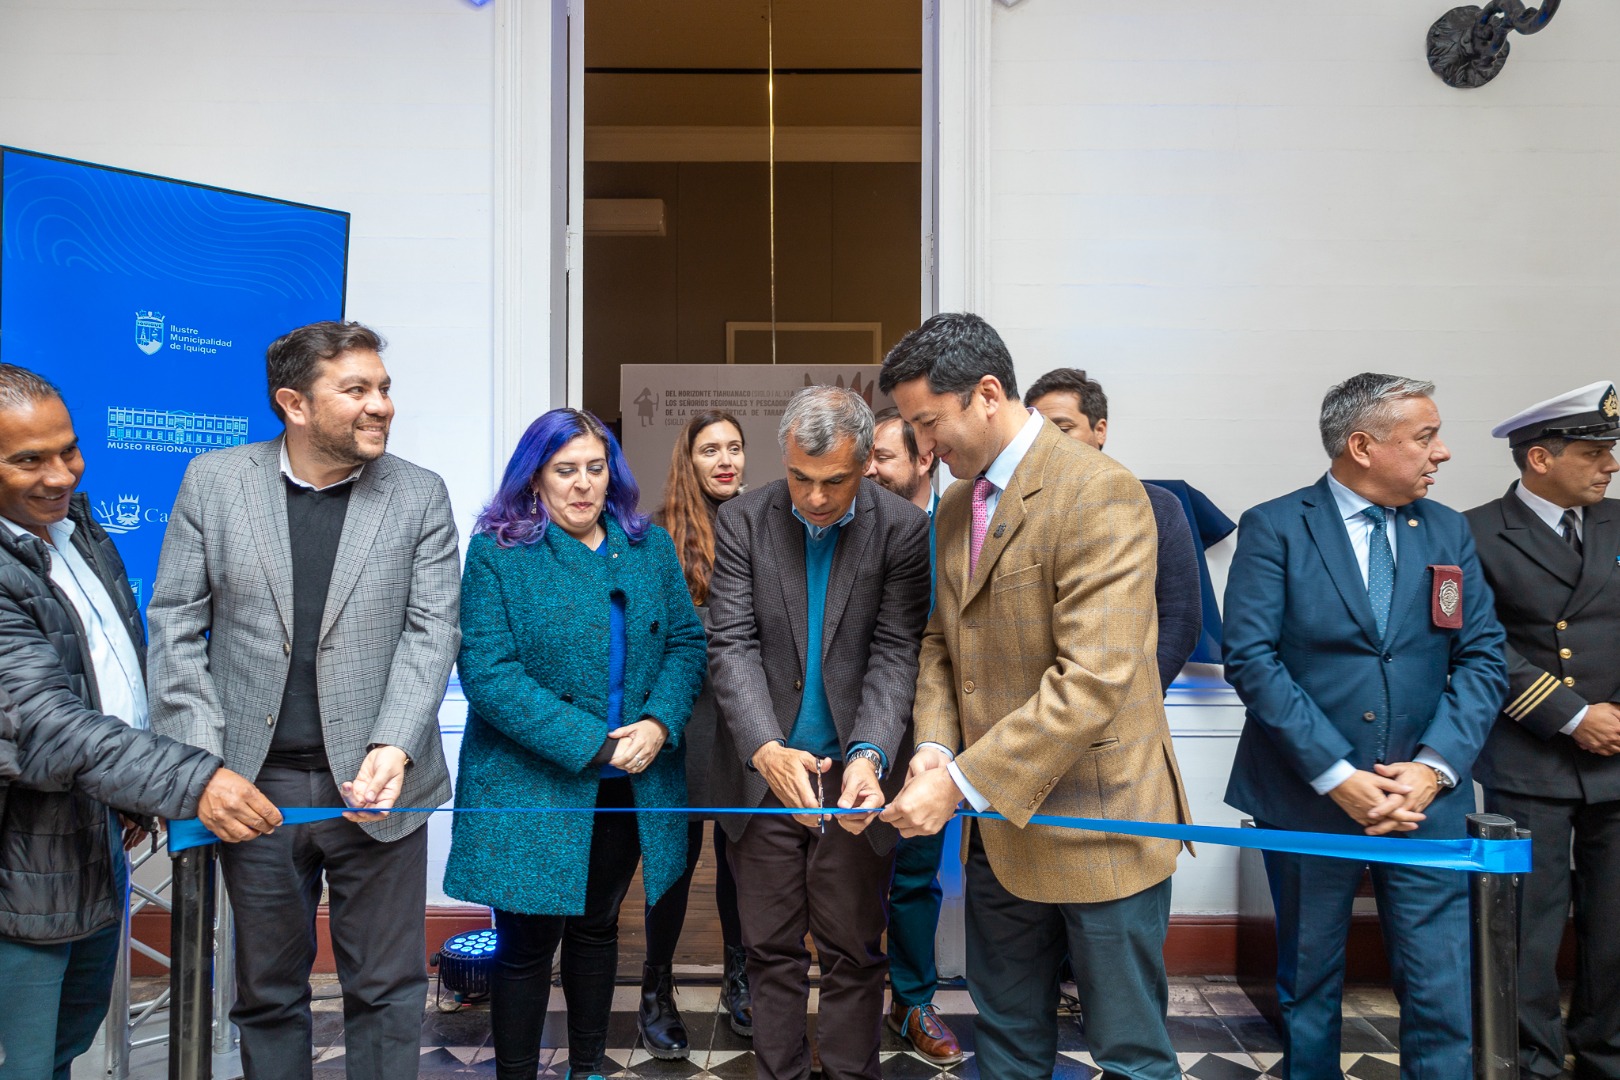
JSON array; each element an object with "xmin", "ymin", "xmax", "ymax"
[{"xmin": 1427, "ymin": 0, "xmax": 1560, "ymax": 88}]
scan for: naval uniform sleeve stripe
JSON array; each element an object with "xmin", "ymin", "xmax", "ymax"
[
  {"xmin": 1507, "ymin": 676, "xmax": 1561, "ymax": 722},
  {"xmin": 1504, "ymin": 673, "xmax": 1556, "ymax": 720}
]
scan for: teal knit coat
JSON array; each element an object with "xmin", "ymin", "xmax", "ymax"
[{"xmin": 443, "ymin": 518, "xmax": 706, "ymax": 915}]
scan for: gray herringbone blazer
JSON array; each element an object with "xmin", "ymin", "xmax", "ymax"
[
  {"xmin": 706, "ymin": 478, "xmax": 932, "ymax": 854},
  {"xmin": 147, "ymin": 438, "xmax": 460, "ymax": 842}
]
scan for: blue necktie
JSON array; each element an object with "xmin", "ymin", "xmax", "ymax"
[{"xmin": 1362, "ymin": 506, "xmax": 1393, "ymax": 640}]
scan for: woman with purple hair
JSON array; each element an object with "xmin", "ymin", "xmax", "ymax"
[{"xmin": 443, "ymin": 408, "xmax": 706, "ymax": 1080}]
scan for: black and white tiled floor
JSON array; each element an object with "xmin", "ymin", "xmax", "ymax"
[{"xmin": 289, "ymin": 975, "xmax": 1405, "ymax": 1078}]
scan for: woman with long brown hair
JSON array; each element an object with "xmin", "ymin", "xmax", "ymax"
[{"xmin": 637, "ymin": 409, "xmax": 752, "ymax": 1060}]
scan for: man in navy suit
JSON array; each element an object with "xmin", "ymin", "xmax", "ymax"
[{"xmin": 1223, "ymin": 372, "xmax": 1507, "ymax": 1079}]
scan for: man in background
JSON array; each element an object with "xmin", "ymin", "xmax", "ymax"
[
  {"xmin": 862, "ymin": 407, "xmax": 962, "ymax": 1067},
  {"xmin": 881, "ymin": 313, "xmax": 1189, "ymax": 1080},
  {"xmin": 1223, "ymin": 373, "xmax": 1506, "ymax": 1079},
  {"xmin": 707, "ymin": 386, "xmax": 932, "ymax": 1080},
  {"xmin": 1467, "ymin": 381, "xmax": 1620, "ymax": 1080},
  {"xmin": 0, "ymin": 363, "xmax": 278, "ymax": 1077},
  {"xmin": 148, "ymin": 322, "xmax": 462, "ymax": 1080},
  {"xmin": 1025, "ymin": 368, "xmax": 1200, "ymax": 694}
]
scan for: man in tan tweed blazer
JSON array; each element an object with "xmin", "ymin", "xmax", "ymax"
[{"xmin": 879, "ymin": 313, "xmax": 1190, "ymax": 1080}]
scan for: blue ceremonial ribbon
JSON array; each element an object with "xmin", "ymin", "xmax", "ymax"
[{"xmin": 165, "ymin": 805, "xmax": 1529, "ymax": 873}]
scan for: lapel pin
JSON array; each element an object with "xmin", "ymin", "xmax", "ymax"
[
  {"xmin": 994, "ymin": 523, "xmax": 1006, "ymax": 538},
  {"xmin": 1407, "ymin": 519, "xmax": 1418, "ymax": 527}
]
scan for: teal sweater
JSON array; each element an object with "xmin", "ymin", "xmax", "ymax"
[
  {"xmin": 443, "ymin": 518, "xmax": 706, "ymax": 915},
  {"xmin": 787, "ymin": 524, "xmax": 840, "ymax": 757}
]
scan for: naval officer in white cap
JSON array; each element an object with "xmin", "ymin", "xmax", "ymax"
[{"xmin": 1465, "ymin": 380, "xmax": 1620, "ymax": 1080}]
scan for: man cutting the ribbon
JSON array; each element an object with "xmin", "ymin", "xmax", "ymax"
[
  {"xmin": 1222, "ymin": 372, "xmax": 1507, "ymax": 1079},
  {"xmin": 706, "ymin": 385, "xmax": 932, "ymax": 1080},
  {"xmin": 880, "ymin": 313, "xmax": 1190, "ymax": 1080}
]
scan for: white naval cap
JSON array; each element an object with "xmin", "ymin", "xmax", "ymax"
[{"xmin": 1491, "ymin": 381, "xmax": 1620, "ymax": 445}]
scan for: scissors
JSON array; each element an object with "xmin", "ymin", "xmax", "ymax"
[{"xmin": 816, "ymin": 767, "xmax": 825, "ymax": 834}]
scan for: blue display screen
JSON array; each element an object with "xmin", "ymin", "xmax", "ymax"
[{"xmin": 0, "ymin": 147, "xmax": 348, "ymax": 615}]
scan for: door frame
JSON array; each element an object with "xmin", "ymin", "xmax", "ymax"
[{"xmin": 492, "ymin": 0, "xmax": 970, "ymax": 469}]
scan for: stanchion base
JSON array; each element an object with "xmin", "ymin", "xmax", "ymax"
[{"xmin": 117, "ymin": 1050, "xmax": 243, "ymax": 1080}]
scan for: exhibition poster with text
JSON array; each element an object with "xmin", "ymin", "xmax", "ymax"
[{"xmin": 0, "ymin": 147, "xmax": 349, "ymax": 615}]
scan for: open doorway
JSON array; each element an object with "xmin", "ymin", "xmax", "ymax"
[{"xmin": 580, "ymin": 0, "xmax": 928, "ymax": 428}]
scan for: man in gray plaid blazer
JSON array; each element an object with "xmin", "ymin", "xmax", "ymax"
[
  {"xmin": 708, "ymin": 386, "xmax": 932, "ymax": 1080},
  {"xmin": 148, "ymin": 322, "xmax": 461, "ymax": 1080}
]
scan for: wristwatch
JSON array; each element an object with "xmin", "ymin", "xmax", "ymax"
[
  {"xmin": 846, "ymin": 747, "xmax": 886, "ymax": 780},
  {"xmin": 1428, "ymin": 765, "xmax": 1456, "ymax": 790}
]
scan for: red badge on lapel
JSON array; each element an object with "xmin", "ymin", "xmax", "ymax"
[{"xmin": 1430, "ymin": 564, "xmax": 1463, "ymax": 629}]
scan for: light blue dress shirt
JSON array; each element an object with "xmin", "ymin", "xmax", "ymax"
[
  {"xmin": 1, "ymin": 515, "xmax": 149, "ymax": 730},
  {"xmin": 1315, "ymin": 473, "xmax": 1456, "ymax": 793}
]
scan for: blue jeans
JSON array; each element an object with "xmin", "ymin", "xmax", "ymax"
[{"xmin": 0, "ymin": 922, "xmax": 122, "ymax": 1080}]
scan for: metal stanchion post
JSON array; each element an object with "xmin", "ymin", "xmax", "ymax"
[
  {"xmin": 169, "ymin": 845, "xmax": 216, "ymax": 1080},
  {"xmin": 1469, "ymin": 812, "xmax": 1521, "ymax": 1080},
  {"xmin": 107, "ymin": 904, "xmax": 132, "ymax": 1080},
  {"xmin": 212, "ymin": 875, "xmax": 237, "ymax": 1059}
]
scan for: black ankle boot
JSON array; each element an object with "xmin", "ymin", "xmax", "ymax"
[
  {"xmin": 638, "ymin": 962, "xmax": 689, "ymax": 1060},
  {"xmin": 720, "ymin": 945, "xmax": 753, "ymax": 1037}
]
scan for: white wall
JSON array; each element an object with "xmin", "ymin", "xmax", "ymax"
[
  {"xmin": 0, "ymin": 0, "xmax": 499, "ymax": 539},
  {"xmin": 17, "ymin": 0, "xmax": 1617, "ymax": 920},
  {"xmin": 983, "ymin": 0, "xmax": 1620, "ymax": 522},
  {"xmin": 969, "ymin": 0, "xmax": 1620, "ymax": 915}
]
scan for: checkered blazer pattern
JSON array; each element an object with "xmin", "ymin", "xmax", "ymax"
[
  {"xmin": 706, "ymin": 478, "xmax": 933, "ymax": 855},
  {"xmin": 147, "ymin": 438, "xmax": 461, "ymax": 843},
  {"xmin": 918, "ymin": 420, "xmax": 1191, "ymax": 904}
]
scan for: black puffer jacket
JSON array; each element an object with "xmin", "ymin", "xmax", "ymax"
[
  {"xmin": 0, "ymin": 495, "xmax": 221, "ymax": 944},
  {"xmin": 0, "ymin": 683, "xmax": 20, "ymax": 826}
]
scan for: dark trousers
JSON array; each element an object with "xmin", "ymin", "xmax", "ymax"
[
  {"xmin": 1485, "ymin": 788, "xmax": 1620, "ymax": 1080},
  {"xmin": 887, "ymin": 827, "xmax": 946, "ymax": 1008},
  {"xmin": 220, "ymin": 766, "xmax": 428, "ymax": 1080},
  {"xmin": 728, "ymin": 771, "xmax": 896, "ymax": 1080},
  {"xmin": 0, "ymin": 921, "xmax": 121, "ymax": 1080},
  {"xmin": 1261, "ymin": 826, "xmax": 1471, "ymax": 1080},
  {"xmin": 645, "ymin": 821, "xmax": 743, "ymax": 965},
  {"xmin": 490, "ymin": 779, "xmax": 641, "ymax": 1079},
  {"xmin": 963, "ymin": 824, "xmax": 1177, "ymax": 1080}
]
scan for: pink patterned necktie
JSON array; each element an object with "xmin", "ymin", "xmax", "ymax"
[{"xmin": 969, "ymin": 475, "xmax": 994, "ymax": 578}]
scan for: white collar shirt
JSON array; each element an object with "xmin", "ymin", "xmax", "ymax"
[
  {"xmin": 279, "ymin": 439, "xmax": 364, "ymax": 492},
  {"xmin": 1514, "ymin": 482, "xmax": 1582, "ymax": 543}
]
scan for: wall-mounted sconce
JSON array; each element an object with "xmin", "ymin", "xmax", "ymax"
[{"xmin": 1427, "ymin": 1, "xmax": 1559, "ymax": 88}]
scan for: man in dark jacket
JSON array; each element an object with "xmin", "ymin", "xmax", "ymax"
[
  {"xmin": 0, "ymin": 363, "xmax": 279, "ymax": 1079},
  {"xmin": 1024, "ymin": 367, "xmax": 1202, "ymax": 693},
  {"xmin": 708, "ymin": 386, "xmax": 932, "ymax": 1080},
  {"xmin": 1467, "ymin": 381, "xmax": 1620, "ymax": 1080}
]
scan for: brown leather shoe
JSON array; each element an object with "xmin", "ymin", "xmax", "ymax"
[{"xmin": 887, "ymin": 1000, "xmax": 964, "ymax": 1066}]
